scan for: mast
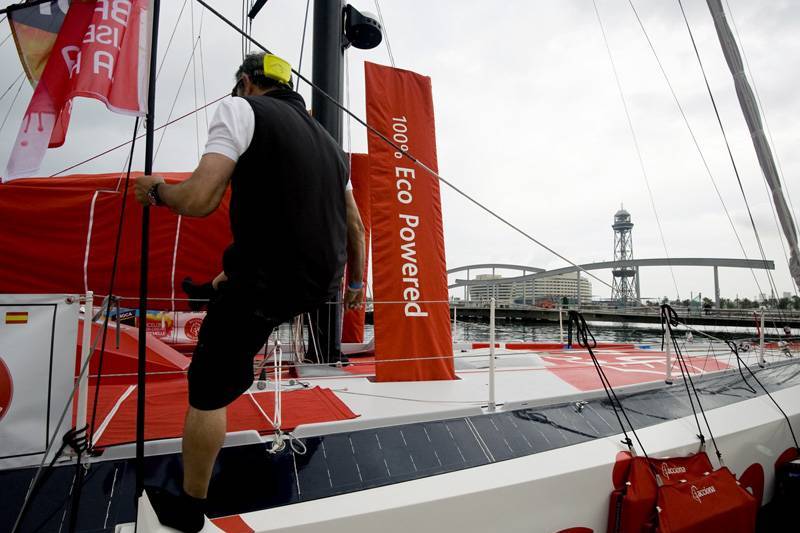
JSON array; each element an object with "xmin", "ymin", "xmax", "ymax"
[
  {"xmin": 706, "ymin": 0, "xmax": 800, "ymax": 289},
  {"xmin": 311, "ymin": 0, "xmax": 345, "ymax": 358},
  {"xmin": 136, "ymin": 0, "xmax": 161, "ymax": 498},
  {"xmin": 312, "ymin": 0, "xmax": 345, "ymax": 144}
]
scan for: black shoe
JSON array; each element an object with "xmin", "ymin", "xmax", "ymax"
[
  {"xmin": 146, "ymin": 487, "xmax": 206, "ymax": 533},
  {"xmin": 182, "ymin": 277, "xmax": 215, "ymax": 311}
]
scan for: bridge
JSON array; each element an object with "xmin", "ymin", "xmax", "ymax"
[{"xmin": 448, "ymin": 258, "xmax": 775, "ymax": 308}]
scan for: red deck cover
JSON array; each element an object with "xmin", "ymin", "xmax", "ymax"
[{"xmin": 90, "ymin": 379, "xmax": 357, "ymax": 448}]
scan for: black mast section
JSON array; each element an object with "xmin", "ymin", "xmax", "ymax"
[
  {"xmin": 136, "ymin": 0, "xmax": 161, "ymax": 498},
  {"xmin": 312, "ymin": 0, "xmax": 344, "ymax": 144}
]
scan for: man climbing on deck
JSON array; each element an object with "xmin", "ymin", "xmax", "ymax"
[{"xmin": 134, "ymin": 52, "xmax": 365, "ymax": 532}]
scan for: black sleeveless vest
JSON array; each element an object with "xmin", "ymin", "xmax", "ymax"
[{"xmin": 223, "ymin": 90, "xmax": 348, "ymax": 313}]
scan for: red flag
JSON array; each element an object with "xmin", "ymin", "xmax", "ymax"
[
  {"xmin": 4, "ymin": 0, "xmax": 152, "ymax": 182},
  {"xmin": 365, "ymin": 62, "xmax": 455, "ymax": 382}
]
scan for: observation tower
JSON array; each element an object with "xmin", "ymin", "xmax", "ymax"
[{"xmin": 611, "ymin": 206, "xmax": 639, "ymax": 305}]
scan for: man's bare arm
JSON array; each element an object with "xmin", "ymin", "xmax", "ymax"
[
  {"xmin": 343, "ymin": 190, "xmax": 366, "ymax": 309},
  {"xmin": 134, "ymin": 153, "xmax": 235, "ymax": 217}
]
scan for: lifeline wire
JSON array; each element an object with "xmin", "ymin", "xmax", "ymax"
[
  {"xmin": 373, "ymin": 0, "xmax": 395, "ymax": 67},
  {"xmin": 192, "ymin": 0, "xmax": 614, "ymax": 291}
]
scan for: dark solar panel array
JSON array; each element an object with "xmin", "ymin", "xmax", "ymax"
[{"xmin": 2, "ymin": 360, "xmax": 799, "ymax": 531}]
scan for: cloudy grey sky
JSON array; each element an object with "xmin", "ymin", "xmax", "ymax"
[{"xmin": 0, "ymin": 0, "xmax": 798, "ymax": 302}]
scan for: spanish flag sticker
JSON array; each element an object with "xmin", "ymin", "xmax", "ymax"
[{"xmin": 5, "ymin": 312, "xmax": 28, "ymax": 324}]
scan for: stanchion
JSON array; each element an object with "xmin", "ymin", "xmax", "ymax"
[
  {"xmin": 488, "ymin": 297, "xmax": 496, "ymax": 411},
  {"xmin": 664, "ymin": 323, "xmax": 674, "ymax": 384},
  {"xmin": 75, "ymin": 291, "xmax": 93, "ymax": 435},
  {"xmin": 758, "ymin": 309, "xmax": 766, "ymax": 367}
]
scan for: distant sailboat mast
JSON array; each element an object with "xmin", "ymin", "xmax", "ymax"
[{"xmin": 706, "ymin": 0, "xmax": 800, "ymax": 289}]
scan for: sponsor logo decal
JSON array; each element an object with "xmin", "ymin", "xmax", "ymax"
[
  {"xmin": 184, "ymin": 318, "xmax": 203, "ymax": 341},
  {"xmin": 0, "ymin": 357, "xmax": 13, "ymax": 422},
  {"xmin": 661, "ymin": 463, "xmax": 687, "ymax": 480},
  {"xmin": 691, "ymin": 484, "xmax": 716, "ymax": 503}
]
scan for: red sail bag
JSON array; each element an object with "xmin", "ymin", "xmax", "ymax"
[
  {"xmin": 655, "ymin": 467, "xmax": 757, "ymax": 533},
  {"xmin": 608, "ymin": 452, "xmax": 714, "ymax": 533}
]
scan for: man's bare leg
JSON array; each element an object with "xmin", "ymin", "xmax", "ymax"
[{"xmin": 182, "ymin": 405, "xmax": 226, "ymax": 499}]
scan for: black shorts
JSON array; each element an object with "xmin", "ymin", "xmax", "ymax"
[{"xmin": 188, "ymin": 282, "xmax": 290, "ymax": 410}]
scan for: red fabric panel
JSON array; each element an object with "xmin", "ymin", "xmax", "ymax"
[
  {"xmin": 211, "ymin": 516, "xmax": 254, "ymax": 533},
  {"xmin": 92, "ymin": 379, "xmax": 357, "ymax": 448},
  {"xmin": 0, "ymin": 173, "xmax": 231, "ymax": 308},
  {"xmin": 364, "ymin": 62, "xmax": 454, "ymax": 382},
  {"xmin": 75, "ymin": 322, "xmax": 190, "ymax": 377},
  {"xmin": 341, "ymin": 153, "xmax": 371, "ymax": 343},
  {"xmin": 655, "ymin": 468, "xmax": 757, "ymax": 533}
]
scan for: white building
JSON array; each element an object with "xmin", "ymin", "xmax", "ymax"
[{"xmin": 468, "ymin": 273, "xmax": 592, "ymax": 304}]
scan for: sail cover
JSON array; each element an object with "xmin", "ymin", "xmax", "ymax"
[
  {"xmin": 365, "ymin": 62, "xmax": 455, "ymax": 381},
  {"xmin": 706, "ymin": 0, "xmax": 800, "ymax": 288},
  {"xmin": 0, "ymin": 173, "xmax": 230, "ymax": 306}
]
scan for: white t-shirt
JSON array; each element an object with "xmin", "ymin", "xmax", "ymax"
[{"xmin": 203, "ymin": 96, "xmax": 352, "ymax": 191}]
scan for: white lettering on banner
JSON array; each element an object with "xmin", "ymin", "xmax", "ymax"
[
  {"xmin": 393, "ymin": 116, "xmax": 429, "ymax": 319},
  {"xmin": 62, "ymin": 46, "xmax": 81, "ymax": 79},
  {"xmin": 690, "ymin": 484, "xmax": 717, "ymax": 503},
  {"xmin": 95, "ymin": 0, "xmax": 132, "ymax": 26},
  {"xmin": 93, "ymin": 50, "xmax": 114, "ymax": 79},
  {"xmin": 84, "ymin": 24, "xmax": 122, "ymax": 47}
]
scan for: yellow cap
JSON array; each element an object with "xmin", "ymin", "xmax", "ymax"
[{"xmin": 263, "ymin": 54, "xmax": 292, "ymax": 85}]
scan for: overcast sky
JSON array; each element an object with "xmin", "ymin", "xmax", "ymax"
[{"xmin": 1, "ymin": 0, "xmax": 798, "ymax": 302}]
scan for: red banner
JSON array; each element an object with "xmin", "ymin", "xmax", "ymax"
[
  {"xmin": 365, "ymin": 62, "xmax": 454, "ymax": 382},
  {"xmin": 4, "ymin": 0, "xmax": 152, "ymax": 181},
  {"xmin": 341, "ymin": 153, "xmax": 371, "ymax": 343}
]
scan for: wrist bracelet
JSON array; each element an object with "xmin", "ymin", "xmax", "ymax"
[
  {"xmin": 347, "ymin": 280, "xmax": 363, "ymax": 291},
  {"xmin": 147, "ymin": 183, "xmax": 164, "ymax": 207}
]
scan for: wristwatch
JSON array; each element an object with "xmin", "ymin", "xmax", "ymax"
[
  {"xmin": 347, "ymin": 280, "xmax": 363, "ymax": 291},
  {"xmin": 146, "ymin": 183, "xmax": 164, "ymax": 206}
]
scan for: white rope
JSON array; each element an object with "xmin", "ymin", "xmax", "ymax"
[{"xmin": 169, "ymin": 215, "xmax": 182, "ymax": 316}]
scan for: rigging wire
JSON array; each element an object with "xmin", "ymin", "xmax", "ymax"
[
  {"xmin": 721, "ymin": 0, "xmax": 799, "ymax": 296},
  {"xmin": 197, "ymin": 7, "xmax": 210, "ymax": 131},
  {"xmin": 294, "ymin": 0, "xmax": 311, "ymax": 92},
  {"xmin": 626, "ymin": 0, "xmax": 780, "ymax": 302},
  {"xmin": 193, "ymin": 0, "xmax": 614, "ymax": 291},
  {"xmin": 0, "ymin": 75, "xmax": 24, "ymax": 136},
  {"xmin": 373, "ymin": 0, "xmax": 395, "ymax": 67},
  {"xmin": 154, "ymin": 35, "xmax": 202, "ymax": 161},
  {"xmin": 49, "ymin": 94, "xmax": 227, "ymax": 177},
  {"xmin": 612, "ymin": 1, "xmax": 767, "ymax": 299},
  {"xmin": 723, "ymin": 0, "xmax": 800, "ymax": 230},
  {"xmin": 190, "ymin": 0, "xmax": 201, "ymax": 161},
  {"xmin": 155, "ymin": 0, "xmax": 190, "ymax": 82},
  {"xmin": 675, "ymin": 0, "xmax": 786, "ymax": 313},
  {"xmin": 592, "ymin": 0, "xmax": 680, "ymax": 300},
  {"xmin": 0, "ymin": 72, "xmax": 23, "ymax": 102}
]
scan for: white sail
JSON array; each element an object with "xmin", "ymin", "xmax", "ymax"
[{"xmin": 706, "ymin": 0, "xmax": 800, "ymax": 289}]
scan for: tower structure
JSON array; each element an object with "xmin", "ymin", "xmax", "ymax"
[{"xmin": 611, "ymin": 207, "xmax": 638, "ymax": 305}]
